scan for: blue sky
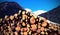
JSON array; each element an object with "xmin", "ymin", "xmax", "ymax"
[{"xmin": 0, "ymin": 0, "xmax": 60, "ymax": 12}]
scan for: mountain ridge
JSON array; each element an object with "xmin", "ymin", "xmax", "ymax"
[
  {"xmin": 39, "ymin": 6, "xmax": 60, "ymax": 23},
  {"xmin": 0, "ymin": 1, "xmax": 24, "ymax": 18}
]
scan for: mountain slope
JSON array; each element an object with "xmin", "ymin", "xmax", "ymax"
[
  {"xmin": 39, "ymin": 6, "xmax": 60, "ymax": 23},
  {"xmin": 0, "ymin": 1, "xmax": 24, "ymax": 18}
]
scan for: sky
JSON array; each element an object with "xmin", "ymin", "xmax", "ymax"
[
  {"xmin": 0, "ymin": 0, "xmax": 60, "ymax": 15},
  {"xmin": 19, "ymin": 0, "xmax": 60, "ymax": 11}
]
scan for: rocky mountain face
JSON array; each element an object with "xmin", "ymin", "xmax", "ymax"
[
  {"xmin": 39, "ymin": 6, "xmax": 60, "ymax": 23},
  {"xmin": 0, "ymin": 1, "xmax": 24, "ymax": 18}
]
